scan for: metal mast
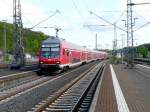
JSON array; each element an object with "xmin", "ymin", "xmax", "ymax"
[
  {"xmin": 113, "ymin": 23, "xmax": 117, "ymax": 55},
  {"xmin": 127, "ymin": 0, "xmax": 134, "ymax": 68},
  {"xmin": 11, "ymin": 0, "xmax": 25, "ymax": 68},
  {"xmin": 3, "ymin": 20, "xmax": 7, "ymax": 64},
  {"xmin": 95, "ymin": 33, "xmax": 98, "ymax": 50}
]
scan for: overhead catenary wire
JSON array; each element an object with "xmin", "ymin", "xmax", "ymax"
[
  {"xmin": 133, "ymin": 11, "xmax": 149, "ymax": 23},
  {"xmin": 22, "ymin": 10, "xmax": 55, "ymax": 15},
  {"xmin": 33, "ymin": 26, "xmax": 76, "ymax": 41},
  {"xmin": 90, "ymin": 11, "xmax": 127, "ymax": 32},
  {"xmin": 134, "ymin": 21, "xmax": 150, "ymax": 32},
  {"xmin": 30, "ymin": 10, "xmax": 61, "ymax": 29},
  {"xmin": 114, "ymin": 11, "xmax": 125, "ymax": 23},
  {"xmin": 71, "ymin": 0, "xmax": 84, "ymax": 20},
  {"xmin": 22, "ymin": 11, "xmax": 56, "ymax": 28},
  {"xmin": 132, "ymin": 11, "xmax": 150, "ymax": 32},
  {"xmin": 22, "ymin": 15, "xmax": 34, "ymax": 27},
  {"xmin": 82, "ymin": 0, "xmax": 90, "ymax": 11},
  {"xmin": 95, "ymin": 10, "xmax": 126, "ymax": 13}
]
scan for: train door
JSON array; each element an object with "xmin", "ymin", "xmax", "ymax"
[
  {"xmin": 69, "ymin": 51, "xmax": 72, "ymax": 64},
  {"xmin": 65, "ymin": 49, "xmax": 70, "ymax": 64}
]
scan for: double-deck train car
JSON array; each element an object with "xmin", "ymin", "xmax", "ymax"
[{"xmin": 38, "ymin": 36, "xmax": 108, "ymax": 72}]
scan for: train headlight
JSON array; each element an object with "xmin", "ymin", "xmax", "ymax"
[
  {"xmin": 40, "ymin": 61, "xmax": 44, "ymax": 64},
  {"xmin": 56, "ymin": 61, "xmax": 60, "ymax": 64}
]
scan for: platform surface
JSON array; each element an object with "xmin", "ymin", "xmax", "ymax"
[{"xmin": 94, "ymin": 64, "xmax": 150, "ymax": 112}]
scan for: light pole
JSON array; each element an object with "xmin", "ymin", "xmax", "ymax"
[
  {"xmin": 120, "ymin": 34, "xmax": 125, "ymax": 64},
  {"xmin": 95, "ymin": 33, "xmax": 98, "ymax": 50},
  {"xmin": 121, "ymin": 19, "xmax": 129, "ymax": 65},
  {"xmin": 2, "ymin": 20, "xmax": 7, "ymax": 64},
  {"xmin": 122, "ymin": 17, "xmax": 138, "ymax": 67},
  {"xmin": 83, "ymin": 24, "xmax": 106, "ymax": 51},
  {"xmin": 113, "ymin": 22, "xmax": 117, "ymax": 55}
]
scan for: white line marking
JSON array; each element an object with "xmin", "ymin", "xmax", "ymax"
[
  {"xmin": 110, "ymin": 64, "xmax": 130, "ymax": 112},
  {"xmin": 137, "ymin": 64, "xmax": 150, "ymax": 69}
]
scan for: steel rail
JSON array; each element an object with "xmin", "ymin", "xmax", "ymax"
[
  {"xmin": 0, "ymin": 69, "xmax": 39, "ymax": 83},
  {"xmin": 32, "ymin": 62, "xmax": 104, "ymax": 112},
  {"xmin": 72, "ymin": 64, "xmax": 105, "ymax": 112},
  {"xmin": 0, "ymin": 62, "xmax": 99, "ymax": 104}
]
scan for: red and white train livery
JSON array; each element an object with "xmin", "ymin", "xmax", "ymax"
[{"xmin": 39, "ymin": 36, "xmax": 108, "ymax": 71}]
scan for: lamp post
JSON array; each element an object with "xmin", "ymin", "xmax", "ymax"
[
  {"xmin": 83, "ymin": 24, "xmax": 106, "ymax": 51},
  {"xmin": 120, "ymin": 34, "xmax": 125, "ymax": 64},
  {"xmin": 2, "ymin": 20, "xmax": 7, "ymax": 64},
  {"xmin": 122, "ymin": 17, "xmax": 138, "ymax": 67},
  {"xmin": 95, "ymin": 33, "xmax": 98, "ymax": 50}
]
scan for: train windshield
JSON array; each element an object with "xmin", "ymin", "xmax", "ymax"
[{"xmin": 41, "ymin": 43, "xmax": 60, "ymax": 58}]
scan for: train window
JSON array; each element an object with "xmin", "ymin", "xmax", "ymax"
[
  {"xmin": 41, "ymin": 48, "xmax": 50, "ymax": 51},
  {"xmin": 41, "ymin": 46, "xmax": 60, "ymax": 58},
  {"xmin": 42, "ymin": 43, "xmax": 59, "ymax": 47},
  {"xmin": 51, "ymin": 48, "xmax": 59, "ymax": 51}
]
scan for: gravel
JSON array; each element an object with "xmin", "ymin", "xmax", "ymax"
[{"xmin": 0, "ymin": 61, "xmax": 99, "ymax": 112}]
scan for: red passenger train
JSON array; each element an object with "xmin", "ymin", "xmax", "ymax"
[{"xmin": 38, "ymin": 36, "xmax": 108, "ymax": 72}]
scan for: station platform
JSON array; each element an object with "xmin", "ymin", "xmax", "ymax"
[{"xmin": 93, "ymin": 64, "xmax": 150, "ymax": 112}]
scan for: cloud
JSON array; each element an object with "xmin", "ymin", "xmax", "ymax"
[
  {"xmin": 0, "ymin": 0, "xmax": 55, "ymax": 28},
  {"xmin": 1, "ymin": 0, "xmax": 149, "ymax": 50},
  {"xmin": 0, "ymin": 0, "xmax": 12, "ymax": 21}
]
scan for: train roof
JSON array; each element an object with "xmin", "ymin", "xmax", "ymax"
[
  {"xmin": 42, "ymin": 36, "xmax": 108, "ymax": 54},
  {"xmin": 42, "ymin": 36, "xmax": 60, "ymax": 44},
  {"xmin": 42, "ymin": 36, "xmax": 85, "ymax": 50}
]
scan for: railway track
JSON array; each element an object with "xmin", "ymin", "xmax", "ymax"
[
  {"xmin": 0, "ymin": 61, "xmax": 103, "ymax": 112},
  {"xmin": 0, "ymin": 75, "xmax": 41, "ymax": 92},
  {"xmin": 0, "ymin": 70, "xmax": 39, "ymax": 92},
  {"xmin": 0, "ymin": 69, "xmax": 59, "ymax": 102},
  {"xmin": 30, "ymin": 62, "xmax": 105, "ymax": 112}
]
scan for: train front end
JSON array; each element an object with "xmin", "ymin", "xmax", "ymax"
[{"xmin": 39, "ymin": 37, "xmax": 61, "ymax": 71}]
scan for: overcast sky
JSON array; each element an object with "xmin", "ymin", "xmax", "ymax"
[{"xmin": 0, "ymin": 0, "xmax": 150, "ymax": 50}]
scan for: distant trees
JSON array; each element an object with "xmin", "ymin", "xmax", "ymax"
[
  {"xmin": 0, "ymin": 22, "xmax": 47, "ymax": 55},
  {"xmin": 137, "ymin": 45, "xmax": 149, "ymax": 58}
]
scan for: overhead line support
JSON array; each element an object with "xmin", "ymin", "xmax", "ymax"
[
  {"xmin": 11, "ymin": 0, "xmax": 25, "ymax": 69},
  {"xmin": 126, "ymin": 1, "xmax": 150, "ymax": 68}
]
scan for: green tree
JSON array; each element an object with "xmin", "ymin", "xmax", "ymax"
[
  {"xmin": 0, "ymin": 21, "xmax": 47, "ymax": 55},
  {"xmin": 138, "ymin": 46, "xmax": 149, "ymax": 58}
]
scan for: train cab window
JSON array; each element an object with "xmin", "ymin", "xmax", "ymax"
[{"xmin": 41, "ymin": 43, "xmax": 60, "ymax": 58}]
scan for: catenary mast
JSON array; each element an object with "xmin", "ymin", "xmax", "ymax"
[
  {"xmin": 11, "ymin": 0, "xmax": 25, "ymax": 68},
  {"xmin": 127, "ymin": 0, "xmax": 134, "ymax": 68}
]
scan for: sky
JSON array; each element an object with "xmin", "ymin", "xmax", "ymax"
[{"xmin": 0, "ymin": 0, "xmax": 150, "ymax": 50}]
